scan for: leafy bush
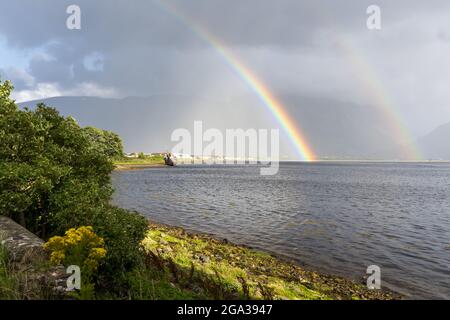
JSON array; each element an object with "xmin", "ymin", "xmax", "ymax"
[
  {"xmin": 84, "ymin": 126, "xmax": 124, "ymax": 160},
  {"xmin": 0, "ymin": 81, "xmax": 113, "ymax": 235},
  {"xmin": 0, "ymin": 79, "xmax": 148, "ymax": 293},
  {"xmin": 63, "ymin": 206, "xmax": 148, "ymax": 277}
]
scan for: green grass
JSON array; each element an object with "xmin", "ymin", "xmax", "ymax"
[
  {"xmin": 0, "ymin": 244, "xmax": 20, "ymax": 300},
  {"xmin": 125, "ymin": 266, "xmax": 204, "ymax": 300},
  {"xmin": 0, "ymin": 238, "xmax": 56, "ymax": 300},
  {"xmin": 114, "ymin": 155, "xmax": 165, "ymax": 166}
]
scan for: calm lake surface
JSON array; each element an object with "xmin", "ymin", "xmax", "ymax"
[{"xmin": 112, "ymin": 162, "xmax": 450, "ymax": 299}]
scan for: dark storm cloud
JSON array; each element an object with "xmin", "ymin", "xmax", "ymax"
[
  {"xmin": 1, "ymin": 0, "xmax": 447, "ymax": 49},
  {"xmin": 0, "ymin": 1, "xmax": 410, "ymax": 91}
]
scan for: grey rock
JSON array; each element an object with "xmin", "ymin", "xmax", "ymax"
[{"xmin": 0, "ymin": 216, "xmax": 45, "ymax": 264}]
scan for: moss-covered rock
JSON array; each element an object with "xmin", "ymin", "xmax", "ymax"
[{"xmin": 141, "ymin": 222, "xmax": 399, "ymax": 300}]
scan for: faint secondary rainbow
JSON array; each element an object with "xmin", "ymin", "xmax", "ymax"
[
  {"xmin": 336, "ymin": 37, "xmax": 422, "ymax": 160},
  {"xmin": 306, "ymin": 3, "xmax": 421, "ymax": 160},
  {"xmin": 155, "ymin": 0, "xmax": 316, "ymax": 161}
]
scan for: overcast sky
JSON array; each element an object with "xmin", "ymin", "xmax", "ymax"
[{"xmin": 1, "ymin": 0, "xmax": 450, "ymax": 137}]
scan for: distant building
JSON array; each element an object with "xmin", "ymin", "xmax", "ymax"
[
  {"xmin": 124, "ymin": 152, "xmax": 139, "ymax": 158},
  {"xmin": 124, "ymin": 152, "xmax": 165, "ymax": 158}
]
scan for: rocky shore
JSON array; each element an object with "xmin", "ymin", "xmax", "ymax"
[
  {"xmin": 0, "ymin": 215, "xmax": 400, "ymax": 300},
  {"xmin": 142, "ymin": 221, "xmax": 400, "ymax": 300}
]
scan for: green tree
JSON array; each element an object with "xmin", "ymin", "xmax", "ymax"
[
  {"xmin": 138, "ymin": 152, "xmax": 146, "ymax": 159},
  {"xmin": 83, "ymin": 126, "xmax": 124, "ymax": 160},
  {"xmin": 0, "ymin": 93, "xmax": 112, "ymax": 234},
  {"xmin": 0, "ymin": 80, "xmax": 147, "ymax": 285}
]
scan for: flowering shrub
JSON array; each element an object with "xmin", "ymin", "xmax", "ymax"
[{"xmin": 44, "ymin": 226, "xmax": 107, "ymax": 273}]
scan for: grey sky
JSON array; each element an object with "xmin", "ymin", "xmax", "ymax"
[{"xmin": 1, "ymin": 0, "xmax": 450, "ymax": 138}]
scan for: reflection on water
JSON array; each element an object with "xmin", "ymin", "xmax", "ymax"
[{"xmin": 112, "ymin": 162, "xmax": 450, "ymax": 299}]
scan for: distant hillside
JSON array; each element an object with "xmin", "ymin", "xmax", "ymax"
[
  {"xmin": 18, "ymin": 95, "xmax": 271, "ymax": 155},
  {"xmin": 19, "ymin": 95, "xmax": 417, "ymax": 160},
  {"xmin": 419, "ymin": 122, "xmax": 450, "ymax": 160}
]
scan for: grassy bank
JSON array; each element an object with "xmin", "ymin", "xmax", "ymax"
[
  {"xmin": 1, "ymin": 221, "xmax": 399, "ymax": 300},
  {"xmin": 135, "ymin": 222, "xmax": 398, "ymax": 300},
  {"xmin": 0, "ymin": 244, "xmax": 19, "ymax": 300},
  {"xmin": 114, "ymin": 155, "xmax": 165, "ymax": 170}
]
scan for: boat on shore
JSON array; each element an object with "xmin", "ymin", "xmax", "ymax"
[{"xmin": 163, "ymin": 153, "xmax": 176, "ymax": 166}]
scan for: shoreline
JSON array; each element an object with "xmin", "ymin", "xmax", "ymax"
[
  {"xmin": 114, "ymin": 160, "xmax": 450, "ymax": 171},
  {"xmin": 144, "ymin": 220, "xmax": 400, "ymax": 300},
  {"xmin": 114, "ymin": 163, "xmax": 166, "ymax": 170}
]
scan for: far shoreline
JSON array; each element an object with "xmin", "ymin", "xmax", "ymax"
[
  {"xmin": 114, "ymin": 163, "xmax": 165, "ymax": 171},
  {"xmin": 114, "ymin": 159, "xmax": 450, "ymax": 171}
]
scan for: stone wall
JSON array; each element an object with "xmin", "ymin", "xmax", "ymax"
[
  {"xmin": 0, "ymin": 216, "xmax": 45, "ymax": 264},
  {"xmin": 0, "ymin": 216, "xmax": 70, "ymax": 298}
]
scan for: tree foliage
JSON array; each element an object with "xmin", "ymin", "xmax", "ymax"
[
  {"xmin": 83, "ymin": 126, "xmax": 124, "ymax": 160},
  {"xmin": 0, "ymin": 80, "xmax": 147, "ymax": 281}
]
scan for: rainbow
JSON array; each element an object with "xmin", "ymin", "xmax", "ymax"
[
  {"xmin": 336, "ymin": 37, "xmax": 422, "ymax": 160},
  {"xmin": 155, "ymin": 0, "xmax": 316, "ymax": 161},
  {"xmin": 304, "ymin": 3, "xmax": 422, "ymax": 160}
]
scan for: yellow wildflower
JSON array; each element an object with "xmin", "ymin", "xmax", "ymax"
[{"xmin": 44, "ymin": 226, "xmax": 107, "ymax": 273}]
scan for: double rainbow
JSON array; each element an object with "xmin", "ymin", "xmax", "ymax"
[{"xmin": 155, "ymin": 1, "xmax": 422, "ymax": 161}]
